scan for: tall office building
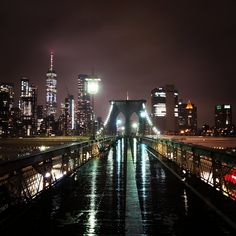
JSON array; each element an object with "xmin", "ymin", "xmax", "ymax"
[
  {"xmin": 46, "ymin": 52, "xmax": 57, "ymax": 116},
  {"xmin": 178, "ymin": 100, "xmax": 197, "ymax": 133},
  {"xmin": 0, "ymin": 83, "xmax": 14, "ymax": 136},
  {"xmin": 77, "ymin": 74, "xmax": 92, "ymax": 134},
  {"xmin": 31, "ymin": 84, "xmax": 38, "ymax": 134},
  {"xmin": 65, "ymin": 95, "xmax": 75, "ymax": 133},
  {"xmin": 151, "ymin": 84, "xmax": 178, "ymax": 133},
  {"xmin": 19, "ymin": 77, "xmax": 37, "ymax": 136},
  {"xmin": 215, "ymin": 104, "xmax": 232, "ymax": 129},
  {"xmin": 36, "ymin": 105, "xmax": 44, "ymax": 134},
  {"xmin": 0, "ymin": 83, "xmax": 14, "ymax": 109}
]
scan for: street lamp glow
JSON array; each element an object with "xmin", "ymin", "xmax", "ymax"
[
  {"xmin": 45, "ymin": 172, "xmax": 51, "ymax": 178},
  {"xmin": 85, "ymin": 78, "xmax": 101, "ymax": 94},
  {"xmin": 85, "ymin": 77, "xmax": 101, "ymax": 139},
  {"xmin": 140, "ymin": 111, "xmax": 146, "ymax": 118},
  {"xmin": 116, "ymin": 119, "xmax": 122, "ymax": 126},
  {"xmin": 132, "ymin": 122, "xmax": 138, "ymax": 129}
]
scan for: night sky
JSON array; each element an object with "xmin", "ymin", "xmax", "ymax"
[{"xmin": 1, "ymin": 0, "xmax": 235, "ymax": 126}]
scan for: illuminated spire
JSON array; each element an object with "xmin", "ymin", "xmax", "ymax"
[
  {"xmin": 126, "ymin": 91, "xmax": 129, "ymax": 100},
  {"xmin": 186, "ymin": 100, "xmax": 193, "ymax": 109},
  {"xmin": 50, "ymin": 51, "xmax": 54, "ymax": 71}
]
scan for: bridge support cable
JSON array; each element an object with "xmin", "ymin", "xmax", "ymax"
[
  {"xmin": 142, "ymin": 103, "xmax": 160, "ymax": 136},
  {"xmin": 97, "ymin": 103, "xmax": 114, "ymax": 135}
]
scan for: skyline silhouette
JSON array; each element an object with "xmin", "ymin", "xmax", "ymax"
[{"xmin": 1, "ymin": 0, "xmax": 235, "ymax": 125}]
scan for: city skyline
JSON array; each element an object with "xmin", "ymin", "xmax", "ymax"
[{"xmin": 1, "ymin": 1, "xmax": 235, "ymax": 126}]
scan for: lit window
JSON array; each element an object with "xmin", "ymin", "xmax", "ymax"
[{"xmin": 224, "ymin": 105, "xmax": 231, "ymax": 109}]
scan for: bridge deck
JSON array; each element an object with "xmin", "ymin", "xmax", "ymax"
[{"xmin": 1, "ymin": 138, "xmax": 236, "ymax": 235}]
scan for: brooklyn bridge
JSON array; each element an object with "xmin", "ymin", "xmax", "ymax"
[{"xmin": 0, "ymin": 100, "xmax": 236, "ymax": 235}]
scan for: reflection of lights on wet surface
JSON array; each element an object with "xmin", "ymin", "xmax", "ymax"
[
  {"xmin": 115, "ymin": 138, "xmax": 123, "ymax": 218},
  {"xmin": 39, "ymin": 145, "xmax": 49, "ymax": 151},
  {"xmin": 86, "ymin": 161, "xmax": 98, "ymax": 234},
  {"xmin": 107, "ymin": 144, "xmax": 114, "ymax": 176},
  {"xmin": 183, "ymin": 189, "xmax": 188, "ymax": 215},
  {"xmin": 141, "ymin": 143, "xmax": 148, "ymax": 216},
  {"xmin": 141, "ymin": 144, "xmax": 146, "ymax": 181},
  {"xmin": 122, "ymin": 138, "xmax": 124, "ymax": 157},
  {"xmin": 88, "ymin": 211, "xmax": 97, "ymax": 233},
  {"xmin": 45, "ymin": 172, "xmax": 51, "ymax": 178},
  {"xmin": 133, "ymin": 138, "xmax": 137, "ymax": 163},
  {"xmin": 117, "ymin": 139, "xmax": 121, "ymax": 163}
]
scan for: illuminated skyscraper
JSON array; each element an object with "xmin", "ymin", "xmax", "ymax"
[
  {"xmin": 0, "ymin": 82, "xmax": 14, "ymax": 109},
  {"xmin": 19, "ymin": 77, "xmax": 37, "ymax": 136},
  {"xmin": 46, "ymin": 52, "xmax": 57, "ymax": 116},
  {"xmin": 65, "ymin": 95, "xmax": 75, "ymax": 133},
  {"xmin": 215, "ymin": 104, "xmax": 232, "ymax": 129},
  {"xmin": 58, "ymin": 94, "xmax": 75, "ymax": 135},
  {"xmin": 77, "ymin": 74, "xmax": 92, "ymax": 134},
  {"xmin": 151, "ymin": 84, "xmax": 178, "ymax": 134},
  {"xmin": 178, "ymin": 100, "xmax": 197, "ymax": 133},
  {"xmin": 0, "ymin": 83, "xmax": 14, "ymax": 136}
]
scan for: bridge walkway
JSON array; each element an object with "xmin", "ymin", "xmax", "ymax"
[{"xmin": 1, "ymin": 138, "xmax": 236, "ymax": 235}]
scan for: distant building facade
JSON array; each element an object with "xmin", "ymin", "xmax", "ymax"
[
  {"xmin": 19, "ymin": 77, "xmax": 37, "ymax": 136},
  {"xmin": 36, "ymin": 105, "xmax": 45, "ymax": 134},
  {"xmin": 60, "ymin": 94, "xmax": 75, "ymax": 135},
  {"xmin": 215, "ymin": 104, "xmax": 232, "ymax": 129},
  {"xmin": 151, "ymin": 84, "xmax": 178, "ymax": 134},
  {"xmin": 46, "ymin": 52, "xmax": 57, "ymax": 116},
  {"xmin": 178, "ymin": 100, "xmax": 197, "ymax": 134},
  {"xmin": 0, "ymin": 82, "xmax": 14, "ymax": 110},
  {"xmin": 0, "ymin": 83, "xmax": 14, "ymax": 136},
  {"xmin": 76, "ymin": 74, "xmax": 92, "ymax": 135}
]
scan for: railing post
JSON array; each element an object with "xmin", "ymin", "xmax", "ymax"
[
  {"xmin": 212, "ymin": 154, "xmax": 223, "ymax": 190},
  {"xmin": 192, "ymin": 150, "xmax": 201, "ymax": 178},
  {"xmin": 173, "ymin": 146, "xmax": 177, "ymax": 162},
  {"xmin": 62, "ymin": 152, "xmax": 69, "ymax": 174},
  {"xmin": 181, "ymin": 148, "xmax": 187, "ymax": 170},
  {"xmin": 43, "ymin": 158, "xmax": 52, "ymax": 189}
]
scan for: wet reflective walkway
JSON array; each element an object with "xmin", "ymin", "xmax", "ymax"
[{"xmin": 2, "ymin": 138, "xmax": 236, "ymax": 235}]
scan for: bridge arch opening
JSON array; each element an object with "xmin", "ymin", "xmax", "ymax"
[
  {"xmin": 130, "ymin": 112, "xmax": 139, "ymax": 136},
  {"xmin": 116, "ymin": 112, "xmax": 126, "ymax": 135}
]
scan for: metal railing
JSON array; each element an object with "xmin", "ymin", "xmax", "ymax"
[
  {"xmin": 0, "ymin": 136, "xmax": 116, "ymax": 213},
  {"xmin": 141, "ymin": 137, "xmax": 236, "ymax": 201}
]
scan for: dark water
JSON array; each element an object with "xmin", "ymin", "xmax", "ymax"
[{"xmin": 1, "ymin": 138, "xmax": 236, "ymax": 235}]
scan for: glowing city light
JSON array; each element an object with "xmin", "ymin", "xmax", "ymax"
[
  {"xmin": 116, "ymin": 119, "xmax": 122, "ymax": 126},
  {"xmin": 132, "ymin": 122, "xmax": 138, "ymax": 129},
  {"xmin": 140, "ymin": 111, "xmax": 146, "ymax": 118},
  {"xmin": 85, "ymin": 78, "xmax": 101, "ymax": 95},
  {"xmin": 45, "ymin": 172, "xmax": 51, "ymax": 178}
]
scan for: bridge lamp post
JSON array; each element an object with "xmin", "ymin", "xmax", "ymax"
[
  {"xmin": 139, "ymin": 110, "xmax": 146, "ymax": 135},
  {"xmin": 116, "ymin": 119, "xmax": 122, "ymax": 135},
  {"xmin": 140, "ymin": 110, "xmax": 146, "ymax": 118},
  {"xmin": 132, "ymin": 122, "xmax": 138, "ymax": 135},
  {"xmin": 85, "ymin": 77, "xmax": 101, "ymax": 139}
]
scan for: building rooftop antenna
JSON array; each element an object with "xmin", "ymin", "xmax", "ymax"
[{"xmin": 50, "ymin": 51, "xmax": 54, "ymax": 71}]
